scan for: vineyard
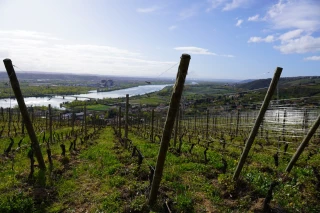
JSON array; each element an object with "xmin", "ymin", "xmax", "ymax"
[{"xmin": 1, "ymin": 57, "xmax": 320, "ymax": 212}]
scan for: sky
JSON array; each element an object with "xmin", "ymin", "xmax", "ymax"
[{"xmin": 0, "ymin": 0, "xmax": 319, "ymax": 80}]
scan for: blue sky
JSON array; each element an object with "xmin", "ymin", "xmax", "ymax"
[{"xmin": 0, "ymin": 0, "xmax": 319, "ymax": 80}]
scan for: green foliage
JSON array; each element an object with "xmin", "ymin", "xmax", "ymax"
[
  {"xmin": 176, "ymin": 192, "xmax": 194, "ymax": 212},
  {"xmin": 0, "ymin": 193, "xmax": 34, "ymax": 213}
]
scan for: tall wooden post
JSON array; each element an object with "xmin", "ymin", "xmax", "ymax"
[
  {"xmin": 206, "ymin": 109, "xmax": 209, "ymax": 139},
  {"xmin": 173, "ymin": 107, "xmax": 180, "ymax": 147},
  {"xmin": 150, "ymin": 109, "xmax": 154, "ymax": 142},
  {"xmin": 118, "ymin": 107, "xmax": 121, "ymax": 137},
  {"xmin": 149, "ymin": 54, "xmax": 191, "ymax": 206},
  {"xmin": 45, "ymin": 111, "xmax": 48, "ymax": 130},
  {"xmin": 84, "ymin": 104, "xmax": 87, "ymax": 136},
  {"xmin": 3, "ymin": 59, "xmax": 46, "ymax": 170},
  {"xmin": 236, "ymin": 110, "xmax": 240, "ymax": 137},
  {"xmin": 125, "ymin": 94, "xmax": 129, "ymax": 148},
  {"xmin": 49, "ymin": 104, "xmax": 53, "ymax": 144},
  {"xmin": 8, "ymin": 108, "xmax": 11, "ymax": 137},
  {"xmin": 233, "ymin": 67, "xmax": 282, "ymax": 181},
  {"xmin": 286, "ymin": 114, "xmax": 320, "ymax": 173}
]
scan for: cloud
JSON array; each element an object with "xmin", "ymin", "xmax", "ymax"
[
  {"xmin": 206, "ymin": 0, "xmax": 227, "ymax": 11},
  {"xmin": 221, "ymin": 54, "xmax": 235, "ymax": 58},
  {"xmin": 265, "ymin": 0, "xmax": 320, "ymax": 31},
  {"xmin": 179, "ymin": 6, "xmax": 198, "ymax": 20},
  {"xmin": 174, "ymin": 47, "xmax": 216, "ymax": 55},
  {"xmin": 278, "ymin": 29, "xmax": 304, "ymax": 42},
  {"xmin": 0, "ymin": 30, "xmax": 61, "ymax": 40},
  {"xmin": 248, "ymin": 35, "xmax": 275, "ymax": 43},
  {"xmin": 235, "ymin": 19, "xmax": 243, "ymax": 27},
  {"xmin": 304, "ymin": 56, "xmax": 320, "ymax": 61},
  {"xmin": 169, "ymin": 25, "xmax": 177, "ymax": 30},
  {"xmin": 223, "ymin": 0, "xmax": 251, "ymax": 11},
  {"xmin": 174, "ymin": 46, "xmax": 234, "ymax": 57},
  {"xmin": 274, "ymin": 35, "xmax": 320, "ymax": 54},
  {"xmin": 0, "ymin": 30, "xmax": 176, "ymax": 77},
  {"xmin": 248, "ymin": 14, "xmax": 259, "ymax": 21},
  {"xmin": 207, "ymin": 0, "xmax": 251, "ymax": 11},
  {"xmin": 248, "ymin": 1, "xmax": 320, "ymax": 55},
  {"xmin": 136, "ymin": 6, "xmax": 159, "ymax": 13}
]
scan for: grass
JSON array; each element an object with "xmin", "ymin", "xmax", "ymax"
[{"xmin": 1, "ymin": 117, "xmax": 320, "ymax": 212}]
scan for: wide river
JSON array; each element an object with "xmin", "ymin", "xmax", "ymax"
[{"xmin": 0, "ymin": 84, "xmax": 170, "ymax": 109}]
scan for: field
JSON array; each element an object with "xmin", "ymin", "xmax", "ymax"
[{"xmin": 0, "ymin": 74, "xmax": 320, "ymax": 212}]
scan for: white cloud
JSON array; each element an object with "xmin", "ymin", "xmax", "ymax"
[
  {"xmin": 248, "ymin": 35, "xmax": 275, "ymax": 43},
  {"xmin": 248, "ymin": 14, "xmax": 259, "ymax": 21},
  {"xmin": 278, "ymin": 29, "xmax": 304, "ymax": 42},
  {"xmin": 174, "ymin": 46, "xmax": 234, "ymax": 57},
  {"xmin": 206, "ymin": 0, "xmax": 227, "ymax": 11},
  {"xmin": 274, "ymin": 35, "xmax": 320, "ymax": 54},
  {"xmin": 0, "ymin": 30, "xmax": 176, "ymax": 77},
  {"xmin": 304, "ymin": 56, "xmax": 320, "ymax": 61},
  {"xmin": 207, "ymin": 0, "xmax": 251, "ymax": 11},
  {"xmin": 265, "ymin": 0, "xmax": 320, "ymax": 31},
  {"xmin": 223, "ymin": 0, "xmax": 251, "ymax": 11},
  {"xmin": 169, "ymin": 25, "xmax": 177, "ymax": 30},
  {"xmin": 179, "ymin": 6, "xmax": 198, "ymax": 20},
  {"xmin": 236, "ymin": 19, "xmax": 243, "ymax": 27},
  {"xmin": 248, "ymin": 1, "xmax": 320, "ymax": 55},
  {"xmin": 136, "ymin": 6, "xmax": 159, "ymax": 13},
  {"xmin": 174, "ymin": 47, "xmax": 216, "ymax": 55},
  {"xmin": 221, "ymin": 54, "xmax": 235, "ymax": 58}
]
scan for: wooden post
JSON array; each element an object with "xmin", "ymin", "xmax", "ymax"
[
  {"xmin": 149, "ymin": 54, "xmax": 191, "ymax": 206},
  {"xmin": 46, "ymin": 110, "xmax": 48, "ymax": 130},
  {"xmin": 118, "ymin": 106, "xmax": 121, "ymax": 138},
  {"xmin": 285, "ymin": 114, "xmax": 320, "ymax": 173},
  {"xmin": 3, "ymin": 59, "xmax": 46, "ymax": 170},
  {"xmin": 93, "ymin": 112, "xmax": 96, "ymax": 131},
  {"xmin": 151, "ymin": 109, "xmax": 154, "ymax": 142},
  {"xmin": 72, "ymin": 109, "xmax": 75, "ymax": 132},
  {"xmin": 49, "ymin": 104, "xmax": 53, "ymax": 144},
  {"xmin": 125, "ymin": 94, "xmax": 129, "ymax": 148},
  {"xmin": 173, "ymin": 107, "xmax": 179, "ymax": 147},
  {"xmin": 8, "ymin": 108, "xmax": 11, "ymax": 137},
  {"xmin": 206, "ymin": 109, "xmax": 209, "ymax": 139},
  {"xmin": 236, "ymin": 110, "xmax": 240, "ymax": 137},
  {"xmin": 84, "ymin": 104, "xmax": 87, "ymax": 136},
  {"xmin": 233, "ymin": 67, "xmax": 282, "ymax": 181}
]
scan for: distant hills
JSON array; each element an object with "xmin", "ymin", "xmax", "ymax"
[{"xmin": 238, "ymin": 76, "xmax": 320, "ymax": 90}]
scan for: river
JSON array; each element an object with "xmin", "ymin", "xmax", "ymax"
[{"xmin": 0, "ymin": 84, "xmax": 170, "ymax": 109}]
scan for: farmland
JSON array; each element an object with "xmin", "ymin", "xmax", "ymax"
[{"xmin": 0, "ymin": 71, "xmax": 320, "ymax": 212}]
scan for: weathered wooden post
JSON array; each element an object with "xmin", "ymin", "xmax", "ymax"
[
  {"xmin": 285, "ymin": 114, "xmax": 320, "ymax": 173},
  {"xmin": 236, "ymin": 110, "xmax": 240, "ymax": 137},
  {"xmin": 8, "ymin": 107, "xmax": 11, "ymax": 137},
  {"xmin": 84, "ymin": 104, "xmax": 87, "ymax": 136},
  {"xmin": 71, "ymin": 110, "xmax": 75, "ymax": 132},
  {"xmin": 149, "ymin": 54, "xmax": 191, "ymax": 206},
  {"xmin": 151, "ymin": 109, "xmax": 154, "ymax": 142},
  {"xmin": 93, "ymin": 112, "xmax": 96, "ymax": 131},
  {"xmin": 206, "ymin": 109, "xmax": 209, "ymax": 139},
  {"xmin": 233, "ymin": 67, "xmax": 282, "ymax": 181},
  {"xmin": 125, "ymin": 94, "xmax": 129, "ymax": 148},
  {"xmin": 3, "ymin": 59, "xmax": 46, "ymax": 171},
  {"xmin": 118, "ymin": 106, "xmax": 121, "ymax": 137},
  {"xmin": 46, "ymin": 110, "xmax": 48, "ymax": 130},
  {"xmin": 49, "ymin": 104, "xmax": 53, "ymax": 144},
  {"xmin": 173, "ymin": 107, "xmax": 180, "ymax": 147}
]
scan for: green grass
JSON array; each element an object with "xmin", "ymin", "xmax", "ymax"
[{"xmin": 1, "ymin": 120, "xmax": 320, "ymax": 212}]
